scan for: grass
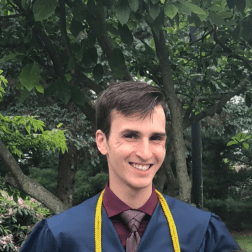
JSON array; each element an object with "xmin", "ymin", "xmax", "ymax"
[{"xmin": 232, "ymin": 231, "xmax": 252, "ymax": 252}]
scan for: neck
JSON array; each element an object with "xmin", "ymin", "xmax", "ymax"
[{"xmin": 109, "ymin": 180, "xmax": 153, "ymax": 209}]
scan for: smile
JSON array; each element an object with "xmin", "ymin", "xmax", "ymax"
[{"xmin": 129, "ymin": 162, "xmax": 153, "ymax": 170}]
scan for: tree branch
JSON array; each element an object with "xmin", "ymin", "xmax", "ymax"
[
  {"xmin": 183, "ymin": 81, "xmax": 247, "ymax": 130},
  {"xmin": 0, "ymin": 13, "xmax": 25, "ymax": 20},
  {"xmin": 182, "ymin": 94, "xmax": 226, "ymax": 124},
  {"xmin": 0, "ymin": 140, "xmax": 67, "ymax": 214},
  {"xmin": 77, "ymin": 100, "xmax": 96, "ymax": 125},
  {"xmin": 58, "ymin": 0, "xmax": 74, "ymax": 61},
  {"xmin": 190, "ymin": 27, "xmax": 214, "ymax": 44},
  {"xmin": 33, "ymin": 25, "xmax": 65, "ymax": 78},
  {"xmin": 93, "ymin": 8, "xmax": 133, "ymax": 81},
  {"xmin": 213, "ymin": 25, "xmax": 232, "ymax": 53},
  {"xmin": 213, "ymin": 26, "xmax": 252, "ymax": 70},
  {"xmin": 72, "ymin": 70, "xmax": 104, "ymax": 95},
  {"xmin": 228, "ymin": 54, "xmax": 252, "ymax": 70}
]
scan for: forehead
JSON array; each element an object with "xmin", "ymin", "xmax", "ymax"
[{"xmin": 110, "ymin": 105, "xmax": 166, "ymax": 134}]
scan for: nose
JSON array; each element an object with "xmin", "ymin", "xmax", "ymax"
[{"xmin": 135, "ymin": 139, "xmax": 152, "ymax": 161}]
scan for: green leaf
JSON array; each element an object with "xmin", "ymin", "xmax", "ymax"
[
  {"xmin": 19, "ymin": 63, "xmax": 41, "ymax": 92},
  {"xmin": 55, "ymin": 79, "xmax": 71, "ymax": 104},
  {"xmin": 65, "ymin": 74, "xmax": 72, "ymax": 82},
  {"xmin": 21, "ymin": 0, "xmax": 27, "ymax": 10},
  {"xmin": 236, "ymin": 0, "xmax": 246, "ymax": 12},
  {"xmin": 70, "ymin": 18, "xmax": 84, "ymax": 37},
  {"xmin": 87, "ymin": 0, "xmax": 96, "ymax": 14},
  {"xmin": 141, "ymin": 40, "xmax": 155, "ymax": 56},
  {"xmin": 151, "ymin": 0, "xmax": 159, "ymax": 3},
  {"xmin": 0, "ymin": 53, "xmax": 24, "ymax": 63},
  {"xmin": 33, "ymin": 0, "xmax": 57, "ymax": 22},
  {"xmin": 176, "ymin": 2, "xmax": 191, "ymax": 15},
  {"xmin": 232, "ymin": 24, "xmax": 241, "ymax": 41},
  {"xmin": 164, "ymin": 3, "xmax": 178, "ymax": 20},
  {"xmin": 109, "ymin": 48, "xmax": 126, "ymax": 78},
  {"xmin": 149, "ymin": 2, "xmax": 160, "ymax": 20},
  {"xmin": 93, "ymin": 64, "xmax": 104, "ymax": 81},
  {"xmin": 227, "ymin": 0, "xmax": 236, "ymax": 8},
  {"xmin": 35, "ymin": 83, "xmax": 44, "ymax": 93},
  {"xmin": 188, "ymin": 13, "xmax": 201, "ymax": 28},
  {"xmin": 88, "ymin": 46, "xmax": 98, "ymax": 64},
  {"xmin": 227, "ymin": 140, "xmax": 238, "ymax": 146},
  {"xmin": 72, "ymin": 0, "xmax": 86, "ymax": 23},
  {"xmin": 87, "ymin": 14, "xmax": 103, "ymax": 37},
  {"xmin": 237, "ymin": 132, "xmax": 242, "ymax": 141},
  {"xmin": 243, "ymin": 142, "xmax": 249, "ymax": 149},
  {"xmin": 106, "ymin": 23, "xmax": 119, "ymax": 36},
  {"xmin": 116, "ymin": 0, "xmax": 130, "ymax": 26},
  {"xmin": 44, "ymin": 81, "xmax": 57, "ymax": 99},
  {"xmin": 71, "ymin": 86, "xmax": 86, "ymax": 106},
  {"xmin": 19, "ymin": 89, "xmax": 31, "ymax": 103},
  {"xmin": 182, "ymin": 2, "xmax": 206, "ymax": 15},
  {"xmin": 209, "ymin": 11, "xmax": 225, "ymax": 26},
  {"xmin": 82, "ymin": 51, "xmax": 92, "ymax": 67},
  {"xmin": 118, "ymin": 23, "xmax": 133, "ymax": 46},
  {"xmin": 128, "ymin": 0, "xmax": 139, "ymax": 12},
  {"xmin": 86, "ymin": 33, "xmax": 96, "ymax": 48}
]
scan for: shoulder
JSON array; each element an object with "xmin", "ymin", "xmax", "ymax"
[
  {"xmin": 46, "ymin": 192, "xmax": 101, "ymax": 233},
  {"xmin": 161, "ymin": 193, "xmax": 211, "ymax": 238},
  {"xmin": 161, "ymin": 193, "xmax": 211, "ymax": 221}
]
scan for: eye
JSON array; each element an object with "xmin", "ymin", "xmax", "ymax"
[
  {"xmin": 124, "ymin": 133, "xmax": 138, "ymax": 139},
  {"xmin": 151, "ymin": 136, "xmax": 163, "ymax": 141},
  {"xmin": 124, "ymin": 134, "xmax": 163, "ymax": 141}
]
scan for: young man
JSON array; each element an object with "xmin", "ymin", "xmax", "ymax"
[{"xmin": 20, "ymin": 82, "xmax": 241, "ymax": 251}]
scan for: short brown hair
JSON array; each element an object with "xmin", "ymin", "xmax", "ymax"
[{"xmin": 95, "ymin": 81, "xmax": 168, "ymax": 141}]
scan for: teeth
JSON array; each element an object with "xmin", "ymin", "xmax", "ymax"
[{"xmin": 130, "ymin": 163, "xmax": 151, "ymax": 170}]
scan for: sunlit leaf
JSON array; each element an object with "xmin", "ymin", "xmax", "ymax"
[
  {"xmin": 116, "ymin": 0, "xmax": 130, "ymax": 26},
  {"xmin": 243, "ymin": 142, "xmax": 249, "ymax": 149},
  {"xmin": 149, "ymin": 2, "xmax": 160, "ymax": 20},
  {"xmin": 128, "ymin": 0, "xmax": 139, "ymax": 12},
  {"xmin": 164, "ymin": 3, "xmax": 178, "ymax": 20},
  {"xmin": 182, "ymin": 2, "xmax": 207, "ymax": 15},
  {"xmin": 19, "ymin": 63, "xmax": 41, "ymax": 92}
]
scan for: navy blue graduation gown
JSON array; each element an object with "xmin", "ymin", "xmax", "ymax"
[{"xmin": 19, "ymin": 192, "xmax": 240, "ymax": 251}]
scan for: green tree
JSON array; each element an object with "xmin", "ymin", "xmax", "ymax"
[
  {"xmin": 0, "ymin": 0, "xmax": 252, "ymax": 208},
  {"xmin": 0, "ymin": 70, "xmax": 68, "ymax": 214}
]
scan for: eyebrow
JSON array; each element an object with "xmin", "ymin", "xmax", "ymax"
[{"xmin": 120, "ymin": 129, "xmax": 166, "ymax": 138}]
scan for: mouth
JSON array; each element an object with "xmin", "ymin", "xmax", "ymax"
[{"xmin": 129, "ymin": 162, "xmax": 153, "ymax": 171}]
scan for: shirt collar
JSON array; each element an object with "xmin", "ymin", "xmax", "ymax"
[{"xmin": 102, "ymin": 180, "xmax": 158, "ymax": 218}]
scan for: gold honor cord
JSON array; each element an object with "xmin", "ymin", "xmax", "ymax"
[{"xmin": 95, "ymin": 189, "xmax": 181, "ymax": 252}]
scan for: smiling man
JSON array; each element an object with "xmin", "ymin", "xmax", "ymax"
[
  {"xmin": 96, "ymin": 104, "xmax": 167, "ymax": 210},
  {"xmin": 20, "ymin": 81, "xmax": 241, "ymax": 252}
]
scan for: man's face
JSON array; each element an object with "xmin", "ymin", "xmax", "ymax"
[{"xmin": 95, "ymin": 104, "xmax": 166, "ymax": 192}]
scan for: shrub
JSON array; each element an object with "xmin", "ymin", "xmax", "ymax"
[{"xmin": 0, "ymin": 177, "xmax": 53, "ymax": 251}]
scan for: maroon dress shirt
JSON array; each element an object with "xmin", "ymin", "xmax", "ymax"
[{"xmin": 102, "ymin": 180, "xmax": 158, "ymax": 249}]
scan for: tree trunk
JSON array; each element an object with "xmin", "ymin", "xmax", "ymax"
[
  {"xmin": 55, "ymin": 142, "xmax": 78, "ymax": 209},
  {"xmin": 153, "ymin": 30, "xmax": 192, "ymax": 203},
  {"xmin": 0, "ymin": 140, "xmax": 67, "ymax": 215}
]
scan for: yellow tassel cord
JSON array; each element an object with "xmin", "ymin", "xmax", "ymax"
[
  {"xmin": 95, "ymin": 189, "xmax": 105, "ymax": 252},
  {"xmin": 155, "ymin": 189, "xmax": 181, "ymax": 252},
  {"xmin": 95, "ymin": 188, "xmax": 180, "ymax": 252}
]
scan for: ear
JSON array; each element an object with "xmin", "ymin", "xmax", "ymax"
[{"xmin": 95, "ymin": 130, "xmax": 108, "ymax": 155}]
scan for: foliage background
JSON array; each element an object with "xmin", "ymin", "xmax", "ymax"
[{"xmin": 0, "ymin": 0, "xmax": 252, "ymax": 250}]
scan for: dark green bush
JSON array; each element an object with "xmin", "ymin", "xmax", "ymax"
[{"xmin": 204, "ymin": 198, "xmax": 252, "ymax": 231}]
